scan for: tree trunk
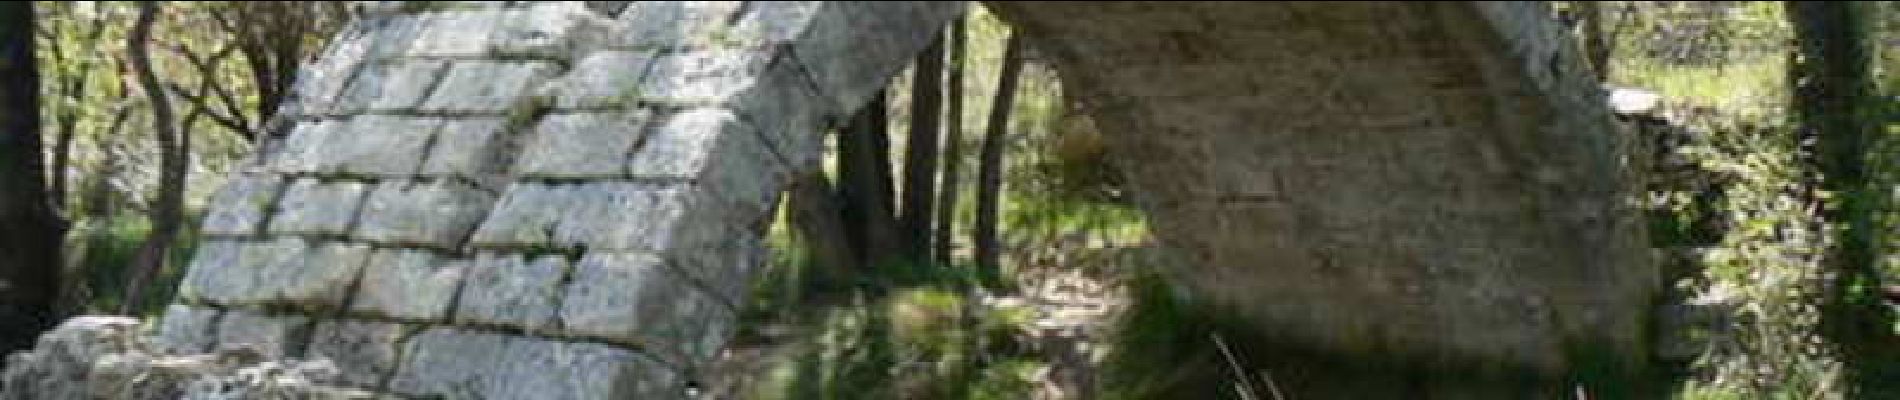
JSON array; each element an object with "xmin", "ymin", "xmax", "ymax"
[
  {"xmin": 1577, "ymin": 1, "xmax": 1611, "ymax": 81},
  {"xmin": 899, "ymin": 34, "xmax": 946, "ymax": 262},
  {"xmin": 788, "ymin": 171, "xmax": 857, "ymax": 287},
  {"xmin": 974, "ymin": 35, "xmax": 1026, "ymax": 286},
  {"xmin": 1786, "ymin": 1, "xmax": 1895, "ymax": 393},
  {"xmin": 0, "ymin": 0, "xmax": 65, "ymax": 363},
  {"xmin": 934, "ymin": 18, "xmax": 968, "ymax": 267},
  {"xmin": 121, "ymin": 1, "xmax": 187, "ymax": 315},
  {"xmin": 838, "ymin": 92, "xmax": 902, "ymax": 269}
]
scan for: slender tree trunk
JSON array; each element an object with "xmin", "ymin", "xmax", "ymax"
[
  {"xmin": 899, "ymin": 35, "xmax": 946, "ymax": 262},
  {"xmin": 1786, "ymin": 1, "xmax": 1896, "ymax": 393},
  {"xmin": 974, "ymin": 35, "xmax": 1026, "ymax": 286},
  {"xmin": 122, "ymin": 1, "xmax": 187, "ymax": 315},
  {"xmin": 47, "ymin": 12, "xmax": 108, "ymax": 216},
  {"xmin": 0, "ymin": 1, "xmax": 65, "ymax": 363},
  {"xmin": 838, "ymin": 92, "xmax": 901, "ymax": 269},
  {"xmin": 1578, "ymin": 0, "xmax": 1611, "ymax": 81},
  {"xmin": 934, "ymin": 18, "xmax": 968, "ymax": 267}
]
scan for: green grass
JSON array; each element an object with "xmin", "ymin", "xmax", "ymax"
[{"xmin": 65, "ymin": 215, "xmax": 199, "ymax": 317}]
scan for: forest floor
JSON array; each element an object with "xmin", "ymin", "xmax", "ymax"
[{"xmin": 699, "ymin": 251, "xmax": 1131, "ymax": 400}]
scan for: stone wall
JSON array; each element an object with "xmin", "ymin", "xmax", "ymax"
[
  {"xmin": 148, "ymin": 2, "xmax": 961, "ymax": 398},
  {"xmin": 9, "ymin": 1, "xmax": 1658, "ymax": 398},
  {"xmin": 989, "ymin": 1, "xmax": 1656, "ymax": 394}
]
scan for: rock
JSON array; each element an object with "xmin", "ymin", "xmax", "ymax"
[{"xmin": 1, "ymin": 316, "xmax": 398, "ymax": 400}]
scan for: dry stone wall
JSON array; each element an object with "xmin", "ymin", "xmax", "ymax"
[{"xmin": 154, "ymin": 2, "xmax": 962, "ymax": 398}]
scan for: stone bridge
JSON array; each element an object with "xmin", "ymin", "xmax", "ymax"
[{"xmin": 146, "ymin": 1, "xmax": 1655, "ymax": 398}]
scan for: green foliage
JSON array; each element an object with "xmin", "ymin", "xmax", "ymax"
[
  {"xmin": 1096, "ymin": 270, "xmax": 1239, "ymax": 400},
  {"xmin": 66, "ymin": 215, "xmax": 199, "ymax": 317}
]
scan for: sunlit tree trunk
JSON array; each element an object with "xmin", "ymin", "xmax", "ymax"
[
  {"xmin": 0, "ymin": 0, "xmax": 65, "ymax": 365},
  {"xmin": 974, "ymin": 35, "xmax": 1026, "ymax": 285},
  {"xmin": 899, "ymin": 34, "xmax": 946, "ymax": 262},
  {"xmin": 933, "ymin": 18, "xmax": 968, "ymax": 267},
  {"xmin": 1577, "ymin": 1, "xmax": 1611, "ymax": 81}
]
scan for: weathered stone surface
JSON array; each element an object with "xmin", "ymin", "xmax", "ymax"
[
  {"xmin": 548, "ymin": 182, "xmax": 697, "ymax": 251},
  {"xmin": 489, "ymin": 2, "xmax": 604, "ymax": 59},
  {"xmin": 284, "ymin": 24, "xmax": 376, "ymax": 116},
  {"xmin": 154, "ymin": 304, "xmax": 222, "ymax": 354},
  {"xmin": 418, "ymin": 117, "xmax": 511, "ymax": 176},
  {"xmin": 322, "ymin": 115, "xmax": 445, "ymax": 175},
  {"xmin": 637, "ymin": 48, "xmax": 773, "ymax": 103},
  {"xmin": 148, "ymin": 2, "xmax": 1659, "ymax": 398},
  {"xmin": 787, "ymin": 1, "xmax": 965, "ymax": 112},
  {"xmin": 199, "ymin": 174, "xmax": 285, "ymax": 237},
  {"xmin": 0, "ymin": 316, "xmax": 397, "ymax": 400},
  {"xmin": 514, "ymin": 111, "xmax": 653, "ymax": 177},
  {"xmin": 987, "ymin": 1, "xmax": 1655, "ymax": 389},
  {"xmin": 541, "ymin": 50, "xmax": 657, "ymax": 109},
  {"xmin": 610, "ymin": 2, "xmax": 746, "ymax": 48},
  {"xmin": 351, "ymin": 248, "xmax": 464, "ymax": 320},
  {"xmin": 467, "ymin": 182, "xmax": 572, "ymax": 247},
  {"xmin": 363, "ymin": 61, "xmax": 451, "ymax": 111},
  {"xmin": 403, "ymin": 10, "xmax": 509, "ymax": 57},
  {"xmin": 389, "ymin": 328, "xmax": 683, "ymax": 399},
  {"xmin": 452, "ymin": 253, "xmax": 566, "ymax": 332},
  {"xmin": 559, "ymin": 252, "xmax": 735, "ymax": 366},
  {"xmin": 305, "ymin": 319, "xmax": 413, "ymax": 388},
  {"xmin": 176, "ymin": 239, "xmax": 301, "ymax": 306},
  {"xmin": 662, "ymin": 225, "xmax": 765, "ymax": 308},
  {"xmin": 271, "ymin": 119, "xmax": 346, "ymax": 173},
  {"xmin": 418, "ymin": 61, "xmax": 558, "ymax": 113},
  {"xmin": 265, "ymin": 242, "xmax": 375, "ymax": 309},
  {"xmin": 1, "ymin": 317, "xmax": 145, "ymax": 400},
  {"xmin": 214, "ymin": 311, "xmax": 313, "ymax": 360},
  {"xmin": 180, "ymin": 238, "xmax": 370, "ymax": 309},
  {"xmin": 356, "ymin": 180, "xmax": 495, "ymax": 247},
  {"xmin": 727, "ymin": 2, "xmax": 825, "ymax": 44},
  {"xmin": 270, "ymin": 179, "xmax": 370, "ymax": 236},
  {"xmin": 473, "ymin": 182, "xmax": 731, "ymax": 252},
  {"xmin": 628, "ymin": 108, "xmax": 787, "ymax": 216},
  {"xmin": 727, "ymin": 60, "xmax": 831, "ymax": 171}
]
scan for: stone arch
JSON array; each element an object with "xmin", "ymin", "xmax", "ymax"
[{"xmin": 155, "ymin": 2, "xmax": 1655, "ymax": 398}]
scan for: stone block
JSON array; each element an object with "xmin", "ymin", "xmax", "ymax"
[
  {"xmin": 789, "ymin": 2, "xmax": 964, "ymax": 112},
  {"xmin": 541, "ymin": 50, "xmax": 657, "ymax": 109},
  {"xmin": 514, "ymin": 110, "xmax": 652, "ymax": 178},
  {"xmin": 403, "ymin": 10, "xmax": 508, "ymax": 57},
  {"xmin": 636, "ymin": 48, "xmax": 773, "ymax": 104},
  {"xmin": 389, "ymin": 328, "xmax": 683, "ymax": 399},
  {"xmin": 257, "ymin": 241, "xmax": 374, "ymax": 310},
  {"xmin": 356, "ymin": 180, "xmax": 495, "ymax": 248},
  {"xmin": 269, "ymin": 118, "xmax": 345, "ymax": 174},
  {"xmin": 467, "ymin": 182, "xmax": 572, "ymax": 248},
  {"xmin": 323, "ymin": 115, "xmax": 445, "ymax": 175},
  {"xmin": 627, "ymin": 108, "xmax": 787, "ymax": 216},
  {"xmin": 214, "ymin": 310, "xmax": 313, "ymax": 359},
  {"xmin": 453, "ymin": 253, "xmax": 567, "ymax": 332},
  {"xmin": 351, "ymin": 248, "xmax": 465, "ymax": 321},
  {"xmin": 559, "ymin": 252, "xmax": 734, "ymax": 366},
  {"xmin": 418, "ymin": 117, "xmax": 511, "ymax": 177},
  {"xmin": 418, "ymin": 61, "xmax": 558, "ymax": 113},
  {"xmin": 153, "ymin": 304, "xmax": 221, "ymax": 354},
  {"xmin": 609, "ymin": 2, "xmax": 745, "ymax": 48},
  {"xmin": 305, "ymin": 319, "xmax": 414, "ymax": 388},
  {"xmin": 363, "ymin": 61, "xmax": 451, "ymax": 111},
  {"xmin": 199, "ymin": 174, "xmax": 286, "ymax": 237},
  {"xmin": 728, "ymin": 61, "xmax": 831, "ymax": 172},
  {"xmin": 269, "ymin": 179, "xmax": 370, "ymax": 236}
]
